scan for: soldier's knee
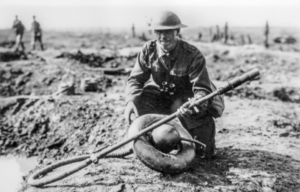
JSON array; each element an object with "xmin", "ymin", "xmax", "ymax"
[{"xmin": 186, "ymin": 116, "xmax": 216, "ymax": 158}]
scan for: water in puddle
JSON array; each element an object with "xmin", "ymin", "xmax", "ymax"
[{"xmin": 0, "ymin": 155, "xmax": 37, "ymax": 192}]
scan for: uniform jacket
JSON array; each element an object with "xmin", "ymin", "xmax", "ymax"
[
  {"xmin": 31, "ymin": 21, "xmax": 42, "ymax": 35},
  {"xmin": 125, "ymin": 39, "xmax": 224, "ymax": 118},
  {"xmin": 12, "ymin": 20, "xmax": 25, "ymax": 35}
]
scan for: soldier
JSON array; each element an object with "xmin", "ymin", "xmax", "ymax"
[
  {"xmin": 12, "ymin": 15, "xmax": 25, "ymax": 52},
  {"xmin": 30, "ymin": 15, "xmax": 44, "ymax": 51},
  {"xmin": 124, "ymin": 11, "xmax": 225, "ymax": 159}
]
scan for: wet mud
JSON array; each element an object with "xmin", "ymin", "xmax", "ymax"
[{"xmin": 0, "ymin": 31, "xmax": 299, "ymax": 192}]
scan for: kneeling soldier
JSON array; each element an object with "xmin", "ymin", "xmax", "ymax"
[{"xmin": 124, "ymin": 11, "xmax": 225, "ymax": 159}]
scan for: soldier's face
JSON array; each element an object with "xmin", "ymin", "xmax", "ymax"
[{"xmin": 154, "ymin": 29, "xmax": 178, "ymax": 52}]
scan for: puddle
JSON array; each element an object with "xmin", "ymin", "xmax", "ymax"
[{"xmin": 0, "ymin": 155, "xmax": 37, "ymax": 192}]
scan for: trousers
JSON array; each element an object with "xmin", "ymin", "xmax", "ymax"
[
  {"xmin": 14, "ymin": 34, "xmax": 25, "ymax": 52},
  {"xmin": 134, "ymin": 87, "xmax": 215, "ymax": 158},
  {"xmin": 31, "ymin": 33, "xmax": 44, "ymax": 51}
]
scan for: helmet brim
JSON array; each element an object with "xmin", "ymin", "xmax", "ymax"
[{"xmin": 149, "ymin": 24, "xmax": 187, "ymax": 30}]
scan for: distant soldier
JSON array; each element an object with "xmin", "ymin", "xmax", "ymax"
[
  {"xmin": 12, "ymin": 15, "xmax": 25, "ymax": 52},
  {"xmin": 198, "ymin": 32, "xmax": 202, "ymax": 41},
  {"xmin": 30, "ymin": 15, "xmax": 44, "ymax": 51}
]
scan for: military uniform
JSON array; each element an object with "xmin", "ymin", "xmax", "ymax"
[
  {"xmin": 125, "ymin": 39, "xmax": 224, "ymax": 158},
  {"xmin": 12, "ymin": 20, "xmax": 25, "ymax": 52},
  {"xmin": 31, "ymin": 20, "xmax": 44, "ymax": 50}
]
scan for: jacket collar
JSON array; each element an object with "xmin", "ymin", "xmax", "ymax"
[{"xmin": 157, "ymin": 39, "xmax": 180, "ymax": 60}]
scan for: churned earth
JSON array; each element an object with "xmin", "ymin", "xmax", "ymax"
[{"xmin": 0, "ymin": 30, "xmax": 300, "ymax": 192}]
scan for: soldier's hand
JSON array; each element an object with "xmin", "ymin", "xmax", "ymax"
[
  {"xmin": 178, "ymin": 98, "xmax": 200, "ymax": 118},
  {"xmin": 124, "ymin": 101, "xmax": 139, "ymax": 124},
  {"xmin": 178, "ymin": 106, "xmax": 199, "ymax": 118},
  {"xmin": 178, "ymin": 107, "xmax": 194, "ymax": 118}
]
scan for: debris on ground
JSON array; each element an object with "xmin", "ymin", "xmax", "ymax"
[{"xmin": 0, "ymin": 30, "xmax": 299, "ymax": 192}]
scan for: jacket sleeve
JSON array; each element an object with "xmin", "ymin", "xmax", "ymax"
[
  {"xmin": 125, "ymin": 44, "xmax": 151, "ymax": 104},
  {"xmin": 188, "ymin": 50, "xmax": 212, "ymax": 95},
  {"xmin": 188, "ymin": 50, "xmax": 212, "ymax": 113}
]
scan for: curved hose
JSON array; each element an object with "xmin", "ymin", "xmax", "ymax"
[
  {"xmin": 179, "ymin": 137, "xmax": 206, "ymax": 151},
  {"xmin": 132, "ymin": 114, "xmax": 196, "ymax": 174},
  {"xmin": 28, "ymin": 156, "xmax": 92, "ymax": 186},
  {"xmin": 28, "ymin": 146, "xmax": 133, "ymax": 186}
]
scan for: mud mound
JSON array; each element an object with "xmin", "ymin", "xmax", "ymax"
[
  {"xmin": 0, "ymin": 31, "xmax": 298, "ymax": 192},
  {"xmin": 204, "ymin": 46, "xmax": 300, "ymax": 86},
  {"xmin": 0, "ymin": 40, "xmax": 15, "ymax": 48},
  {"xmin": 0, "ymin": 58, "xmax": 114, "ymax": 97},
  {"xmin": 0, "ymin": 50, "xmax": 27, "ymax": 61},
  {"xmin": 0, "ymin": 95, "xmax": 126, "ymax": 159},
  {"xmin": 273, "ymin": 87, "xmax": 300, "ymax": 103},
  {"xmin": 225, "ymin": 85, "xmax": 300, "ymax": 103},
  {"xmin": 225, "ymin": 85, "xmax": 266, "ymax": 100},
  {"xmin": 56, "ymin": 50, "xmax": 115, "ymax": 68},
  {"xmin": 212, "ymin": 148, "xmax": 300, "ymax": 192},
  {"xmin": 22, "ymin": 146, "xmax": 300, "ymax": 192},
  {"xmin": 0, "ymin": 68, "xmax": 32, "ymax": 96}
]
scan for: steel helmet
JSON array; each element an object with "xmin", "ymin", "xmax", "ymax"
[
  {"xmin": 150, "ymin": 11, "xmax": 187, "ymax": 30},
  {"xmin": 151, "ymin": 123, "xmax": 181, "ymax": 153}
]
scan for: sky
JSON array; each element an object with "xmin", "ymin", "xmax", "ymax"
[{"xmin": 0, "ymin": 0, "xmax": 300, "ymax": 30}]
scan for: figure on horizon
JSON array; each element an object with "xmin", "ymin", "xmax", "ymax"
[
  {"xmin": 12, "ymin": 15, "xmax": 25, "ymax": 52},
  {"xmin": 30, "ymin": 15, "xmax": 44, "ymax": 51}
]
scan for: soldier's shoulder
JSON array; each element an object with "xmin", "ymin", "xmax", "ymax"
[{"xmin": 181, "ymin": 40, "xmax": 201, "ymax": 55}]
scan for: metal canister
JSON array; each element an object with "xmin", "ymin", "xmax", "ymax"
[
  {"xmin": 160, "ymin": 81, "xmax": 168, "ymax": 92},
  {"xmin": 169, "ymin": 83, "xmax": 176, "ymax": 95}
]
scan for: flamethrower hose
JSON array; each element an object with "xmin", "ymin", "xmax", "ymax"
[
  {"xmin": 27, "ymin": 68, "xmax": 260, "ymax": 187},
  {"xmin": 180, "ymin": 137, "xmax": 206, "ymax": 150}
]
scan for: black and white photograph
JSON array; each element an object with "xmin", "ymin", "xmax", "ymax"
[{"xmin": 0, "ymin": 0, "xmax": 299, "ymax": 191}]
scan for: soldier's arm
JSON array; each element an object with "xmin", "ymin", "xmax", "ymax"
[
  {"xmin": 188, "ymin": 50, "xmax": 212, "ymax": 112},
  {"xmin": 125, "ymin": 44, "xmax": 151, "ymax": 104}
]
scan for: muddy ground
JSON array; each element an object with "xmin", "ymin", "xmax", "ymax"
[{"xmin": 0, "ymin": 29, "xmax": 300, "ymax": 192}]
